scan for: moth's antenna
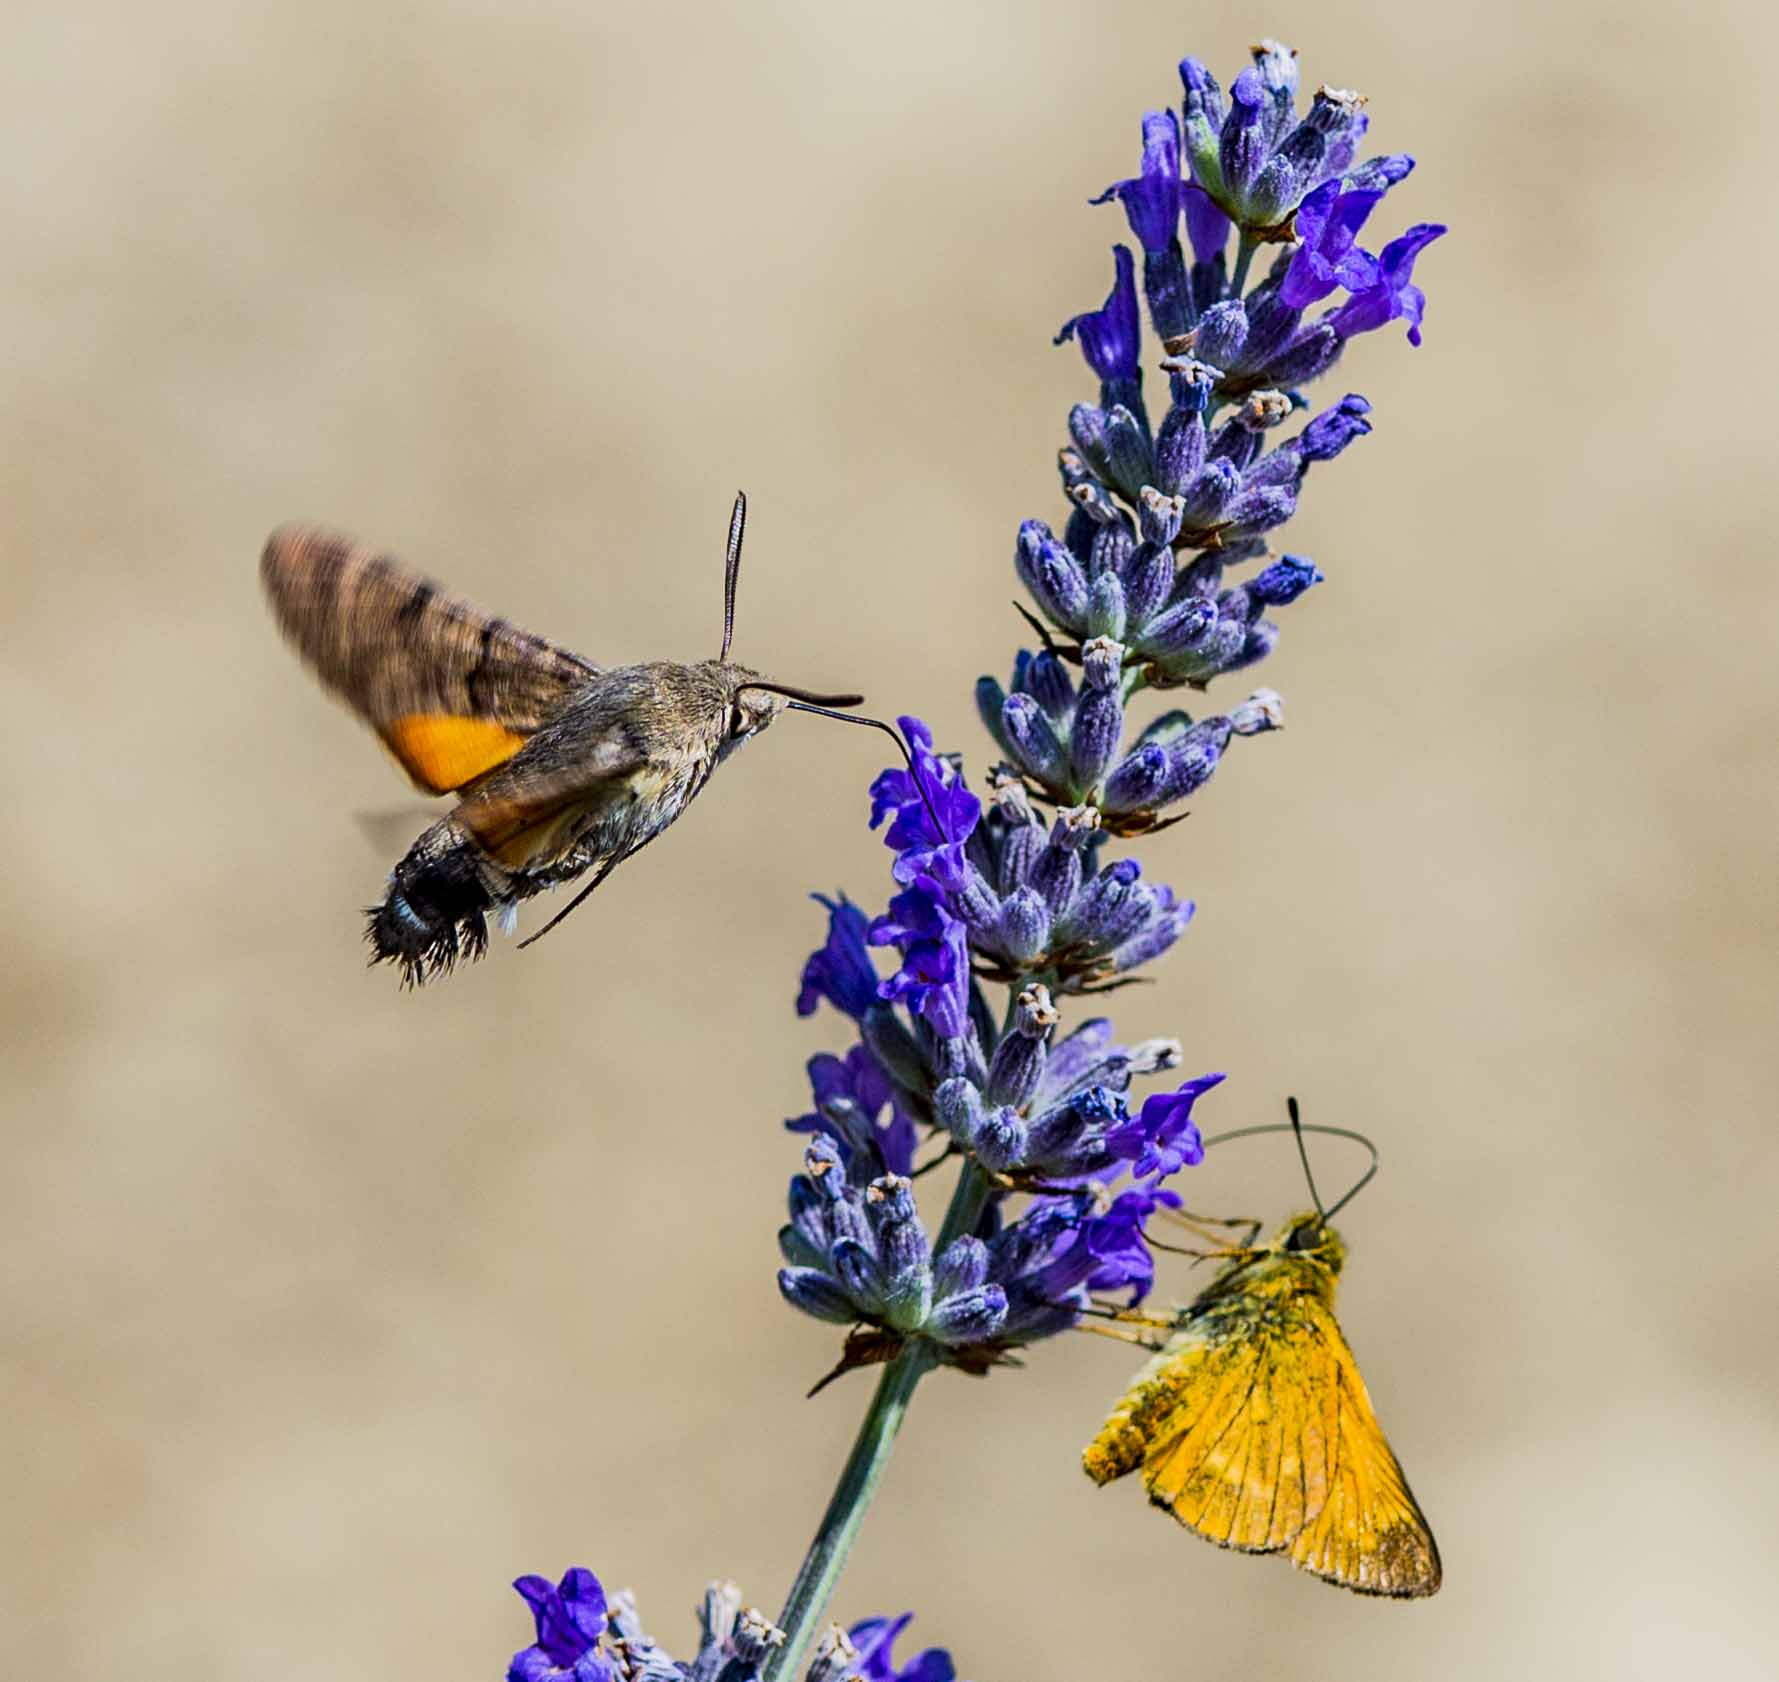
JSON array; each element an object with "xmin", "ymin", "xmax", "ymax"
[
  {"xmin": 1288, "ymin": 1095, "xmax": 1327, "ymax": 1221},
  {"xmin": 763, "ymin": 696, "xmax": 947, "ymax": 840},
  {"xmin": 719, "ymin": 490, "xmax": 746, "ymax": 663},
  {"xmin": 1200, "ymin": 1104, "xmax": 1380, "ymax": 1223}
]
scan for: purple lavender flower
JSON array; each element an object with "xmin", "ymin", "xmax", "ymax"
[
  {"xmin": 509, "ymin": 1569, "xmax": 614, "ymax": 1682},
  {"xmin": 1054, "ymin": 243, "xmax": 1142, "ymax": 384},
  {"xmin": 797, "ymin": 894, "xmax": 881, "ymax": 1020},
  {"xmin": 1329, "ymin": 221, "xmax": 1448, "ymax": 346},
  {"xmin": 1107, "ymin": 1072, "xmax": 1224, "ymax": 1177},
  {"xmin": 788, "ymin": 1046, "xmax": 919, "ymax": 1178},
  {"xmin": 869, "ymin": 715, "xmax": 980, "ymax": 886},
  {"xmin": 1091, "ymin": 111, "xmax": 1193, "ymax": 340},
  {"xmin": 1279, "ymin": 179, "xmax": 1389, "ymax": 309},
  {"xmin": 846, "ymin": 1614, "xmax": 957, "ymax": 1682}
]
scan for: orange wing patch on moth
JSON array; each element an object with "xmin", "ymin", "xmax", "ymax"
[
  {"xmin": 383, "ymin": 714, "xmax": 530, "ymax": 796},
  {"xmin": 260, "ymin": 524, "xmax": 598, "ymax": 792}
]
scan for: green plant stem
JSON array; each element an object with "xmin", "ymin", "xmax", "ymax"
[
  {"xmin": 764, "ymin": 1157, "xmax": 994, "ymax": 1678},
  {"xmin": 1228, "ymin": 231, "xmax": 1256, "ymax": 299}
]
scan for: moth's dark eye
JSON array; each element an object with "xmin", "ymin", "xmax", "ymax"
[
  {"xmin": 728, "ymin": 706, "xmax": 749, "ymax": 738},
  {"xmin": 1286, "ymin": 1221, "xmax": 1322, "ymax": 1252}
]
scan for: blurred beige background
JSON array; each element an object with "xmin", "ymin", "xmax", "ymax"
[{"xmin": 3, "ymin": 1, "xmax": 1775, "ymax": 1677}]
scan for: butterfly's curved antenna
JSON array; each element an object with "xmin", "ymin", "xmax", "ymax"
[
  {"xmin": 719, "ymin": 490, "xmax": 746, "ymax": 663},
  {"xmin": 1201, "ymin": 1102, "xmax": 1381, "ymax": 1223},
  {"xmin": 1288, "ymin": 1095, "xmax": 1328, "ymax": 1221}
]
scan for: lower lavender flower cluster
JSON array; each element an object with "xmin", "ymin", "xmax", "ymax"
[{"xmin": 509, "ymin": 1570, "xmax": 956, "ymax": 1682}]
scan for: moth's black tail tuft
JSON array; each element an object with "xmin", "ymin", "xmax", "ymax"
[{"xmin": 366, "ymin": 841, "xmax": 494, "ymax": 987}]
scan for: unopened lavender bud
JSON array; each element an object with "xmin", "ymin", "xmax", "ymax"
[
  {"xmin": 975, "ymin": 675, "xmax": 1010, "ymax": 754},
  {"xmin": 1068, "ymin": 403, "xmax": 1112, "ymax": 477},
  {"xmin": 1070, "ymin": 636, "xmax": 1127, "ymax": 790},
  {"xmin": 933, "ymin": 1235, "xmax": 989, "ymax": 1297},
  {"xmin": 1178, "ymin": 57, "xmax": 1227, "ymax": 188},
  {"xmin": 934, "ymin": 1075, "xmax": 985, "ymax": 1148},
  {"xmin": 1022, "ymin": 649, "xmax": 1077, "ymax": 721},
  {"xmin": 778, "ymin": 1267, "xmax": 861, "ymax": 1325},
  {"xmin": 1218, "ymin": 68, "xmax": 1269, "ymax": 204},
  {"xmin": 832, "ymin": 1238, "xmax": 885, "ymax": 1315},
  {"xmin": 1100, "ymin": 742, "xmax": 1169, "ymax": 812},
  {"xmin": 1102, "ymin": 405, "xmax": 1153, "ymax": 496},
  {"xmin": 1139, "ymin": 596, "xmax": 1217, "ymax": 657},
  {"xmin": 1122, "ymin": 541, "xmax": 1174, "ymax": 629},
  {"xmin": 1154, "ymin": 402, "xmax": 1207, "ymax": 497},
  {"xmin": 1001, "ymin": 693, "xmax": 1069, "ymax": 787},
  {"xmin": 1058, "ymin": 859, "xmax": 1150, "ymax": 949},
  {"xmin": 994, "ymin": 886, "xmax": 1051, "ymax": 965},
  {"xmin": 1299, "ymin": 393, "xmax": 1372, "ymax": 461},
  {"xmin": 995, "ymin": 811, "xmax": 1044, "ymax": 895},
  {"xmin": 986, "ymin": 984, "xmax": 1057, "ymax": 1108},
  {"xmin": 873, "ymin": 1179, "xmax": 931, "ymax": 1325},
  {"xmin": 1178, "ymin": 458, "xmax": 1240, "ymax": 527},
  {"xmin": 1252, "ymin": 556, "xmax": 1323, "ymax": 604},
  {"xmin": 1157, "ymin": 719, "xmax": 1233, "ymax": 802},
  {"xmin": 1065, "ymin": 471, "xmax": 1127, "ymax": 528},
  {"xmin": 926, "ymin": 1283, "xmax": 1008, "ymax": 1346},
  {"xmin": 1224, "ymin": 482, "xmax": 1296, "ymax": 538},
  {"xmin": 1085, "ymin": 569, "xmax": 1127, "ymax": 640},
  {"xmin": 1029, "ymin": 805, "xmax": 1098, "ymax": 912},
  {"xmin": 1087, "ymin": 523, "xmax": 1135, "ymax": 587},
  {"xmin": 948, "ymin": 866, "xmax": 1001, "ymax": 937},
  {"xmin": 974, "ymin": 1106, "xmax": 1029, "ymax": 1174},
  {"xmin": 1246, "ymin": 127, "xmax": 1322, "ymax": 225},
  {"xmin": 1193, "ymin": 300, "xmax": 1248, "ymax": 369},
  {"xmin": 1015, "ymin": 519, "xmax": 1089, "ymax": 631},
  {"xmin": 1111, "ymin": 900, "xmax": 1196, "ymax": 973},
  {"xmin": 1137, "ymin": 486, "xmax": 1184, "ymax": 547}
]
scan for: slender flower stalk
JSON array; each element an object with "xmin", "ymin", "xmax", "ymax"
[{"xmin": 496, "ymin": 32, "xmax": 1442, "ymax": 1680}]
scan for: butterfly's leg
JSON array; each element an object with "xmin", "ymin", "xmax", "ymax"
[
  {"xmin": 1161, "ymin": 1208, "xmax": 1263, "ymax": 1249},
  {"xmin": 1073, "ymin": 1309, "xmax": 1169, "ymax": 1351}
]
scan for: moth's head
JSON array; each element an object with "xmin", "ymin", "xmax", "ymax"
[
  {"xmin": 1276, "ymin": 1210, "xmax": 1346, "ymax": 1273},
  {"xmin": 719, "ymin": 667, "xmax": 794, "ymax": 752}
]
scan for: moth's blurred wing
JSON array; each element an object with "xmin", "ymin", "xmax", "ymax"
[
  {"xmin": 1285, "ymin": 1310, "xmax": 1442, "ymax": 1597},
  {"xmin": 261, "ymin": 524, "xmax": 599, "ymax": 794}
]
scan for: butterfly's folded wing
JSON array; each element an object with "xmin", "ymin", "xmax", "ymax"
[
  {"xmin": 261, "ymin": 524, "xmax": 599, "ymax": 794},
  {"xmin": 1286, "ymin": 1317, "xmax": 1442, "ymax": 1597},
  {"xmin": 1094, "ymin": 1300, "xmax": 1439, "ymax": 1597},
  {"xmin": 1126, "ymin": 1312, "xmax": 1327, "ymax": 1556}
]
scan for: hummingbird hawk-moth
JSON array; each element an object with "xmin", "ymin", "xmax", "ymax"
[{"xmin": 262, "ymin": 494, "xmax": 913, "ymax": 985}]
